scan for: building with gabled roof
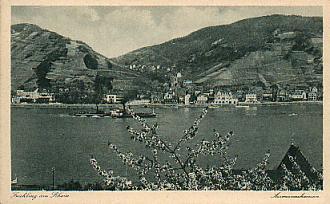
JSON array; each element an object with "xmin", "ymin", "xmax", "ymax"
[{"xmin": 276, "ymin": 144, "xmax": 321, "ymax": 182}]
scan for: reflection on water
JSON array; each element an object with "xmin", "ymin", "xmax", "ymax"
[{"xmin": 11, "ymin": 104, "xmax": 322, "ymax": 185}]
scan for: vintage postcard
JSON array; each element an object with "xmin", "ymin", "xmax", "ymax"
[{"xmin": 0, "ymin": 0, "xmax": 329, "ymax": 203}]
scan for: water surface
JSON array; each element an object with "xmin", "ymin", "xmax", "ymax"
[{"xmin": 11, "ymin": 104, "xmax": 323, "ymax": 186}]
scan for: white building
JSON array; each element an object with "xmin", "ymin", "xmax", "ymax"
[
  {"xmin": 185, "ymin": 94, "xmax": 191, "ymax": 105},
  {"xmin": 245, "ymin": 93, "xmax": 258, "ymax": 103},
  {"xmin": 196, "ymin": 94, "xmax": 208, "ymax": 104},
  {"xmin": 14, "ymin": 89, "xmax": 54, "ymax": 103},
  {"xmin": 308, "ymin": 87, "xmax": 318, "ymax": 101},
  {"xmin": 164, "ymin": 92, "xmax": 173, "ymax": 100},
  {"xmin": 311, "ymin": 87, "xmax": 318, "ymax": 93},
  {"xmin": 104, "ymin": 94, "xmax": 118, "ymax": 103},
  {"xmin": 276, "ymin": 31, "xmax": 296, "ymax": 40},
  {"xmin": 16, "ymin": 89, "xmax": 39, "ymax": 99},
  {"xmin": 308, "ymin": 92, "xmax": 317, "ymax": 101},
  {"xmin": 290, "ymin": 90, "xmax": 307, "ymax": 101},
  {"xmin": 262, "ymin": 91, "xmax": 273, "ymax": 101},
  {"xmin": 213, "ymin": 91, "xmax": 238, "ymax": 105},
  {"xmin": 127, "ymin": 99, "xmax": 150, "ymax": 105}
]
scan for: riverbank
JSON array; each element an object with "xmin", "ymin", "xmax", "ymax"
[
  {"xmin": 238, "ymin": 100, "xmax": 323, "ymax": 106},
  {"xmin": 148, "ymin": 101, "xmax": 323, "ymax": 107},
  {"xmin": 11, "ymin": 103, "xmax": 123, "ymax": 109},
  {"xmin": 11, "ymin": 100, "xmax": 322, "ymax": 109}
]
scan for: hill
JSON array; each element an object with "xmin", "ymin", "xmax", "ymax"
[
  {"xmin": 113, "ymin": 15, "xmax": 323, "ymax": 88},
  {"xmin": 11, "ymin": 23, "xmax": 138, "ymax": 97}
]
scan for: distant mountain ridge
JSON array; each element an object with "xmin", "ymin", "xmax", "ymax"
[
  {"xmin": 11, "ymin": 23, "xmax": 138, "ymax": 93},
  {"xmin": 113, "ymin": 14, "xmax": 323, "ymax": 88},
  {"xmin": 11, "ymin": 14, "xmax": 323, "ymax": 96}
]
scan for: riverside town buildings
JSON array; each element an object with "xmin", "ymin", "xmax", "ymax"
[
  {"xmin": 11, "ymin": 84, "xmax": 322, "ymax": 105},
  {"xmin": 308, "ymin": 92, "xmax": 317, "ymax": 101},
  {"xmin": 103, "ymin": 94, "xmax": 124, "ymax": 104},
  {"xmin": 12, "ymin": 89, "xmax": 54, "ymax": 103},
  {"xmin": 185, "ymin": 94, "xmax": 191, "ymax": 105},
  {"xmin": 127, "ymin": 99, "xmax": 150, "ymax": 106},
  {"xmin": 244, "ymin": 93, "xmax": 258, "ymax": 103},
  {"xmin": 196, "ymin": 94, "xmax": 208, "ymax": 104},
  {"xmin": 11, "ymin": 69, "xmax": 322, "ymax": 105},
  {"xmin": 213, "ymin": 91, "xmax": 238, "ymax": 105},
  {"xmin": 104, "ymin": 94, "xmax": 118, "ymax": 103},
  {"xmin": 290, "ymin": 90, "xmax": 307, "ymax": 101}
]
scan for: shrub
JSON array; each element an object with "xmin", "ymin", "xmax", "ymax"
[{"xmin": 83, "ymin": 54, "xmax": 98, "ymax": 70}]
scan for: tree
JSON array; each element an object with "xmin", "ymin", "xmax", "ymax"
[
  {"xmin": 292, "ymin": 31, "xmax": 310, "ymax": 51},
  {"xmin": 94, "ymin": 74, "xmax": 113, "ymax": 112},
  {"xmin": 271, "ymin": 84, "xmax": 279, "ymax": 102},
  {"xmin": 83, "ymin": 54, "xmax": 98, "ymax": 70},
  {"xmin": 90, "ymin": 107, "xmax": 322, "ymax": 190},
  {"xmin": 120, "ymin": 90, "xmax": 138, "ymax": 112}
]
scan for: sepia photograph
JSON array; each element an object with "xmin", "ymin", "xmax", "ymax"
[{"xmin": 1, "ymin": 1, "xmax": 329, "ymax": 203}]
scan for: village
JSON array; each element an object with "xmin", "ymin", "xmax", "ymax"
[
  {"xmin": 11, "ymin": 72, "xmax": 322, "ymax": 106},
  {"xmin": 11, "ymin": 28, "xmax": 323, "ymax": 107}
]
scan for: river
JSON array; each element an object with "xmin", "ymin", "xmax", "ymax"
[{"xmin": 11, "ymin": 103, "xmax": 323, "ymax": 186}]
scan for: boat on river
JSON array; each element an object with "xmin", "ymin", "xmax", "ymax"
[
  {"xmin": 110, "ymin": 109, "xmax": 156, "ymax": 118},
  {"xmin": 74, "ymin": 109, "xmax": 156, "ymax": 118},
  {"xmin": 74, "ymin": 113, "xmax": 105, "ymax": 117},
  {"xmin": 289, "ymin": 113, "xmax": 298, "ymax": 116}
]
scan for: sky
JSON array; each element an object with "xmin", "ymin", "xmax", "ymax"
[{"xmin": 12, "ymin": 6, "xmax": 322, "ymax": 58}]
